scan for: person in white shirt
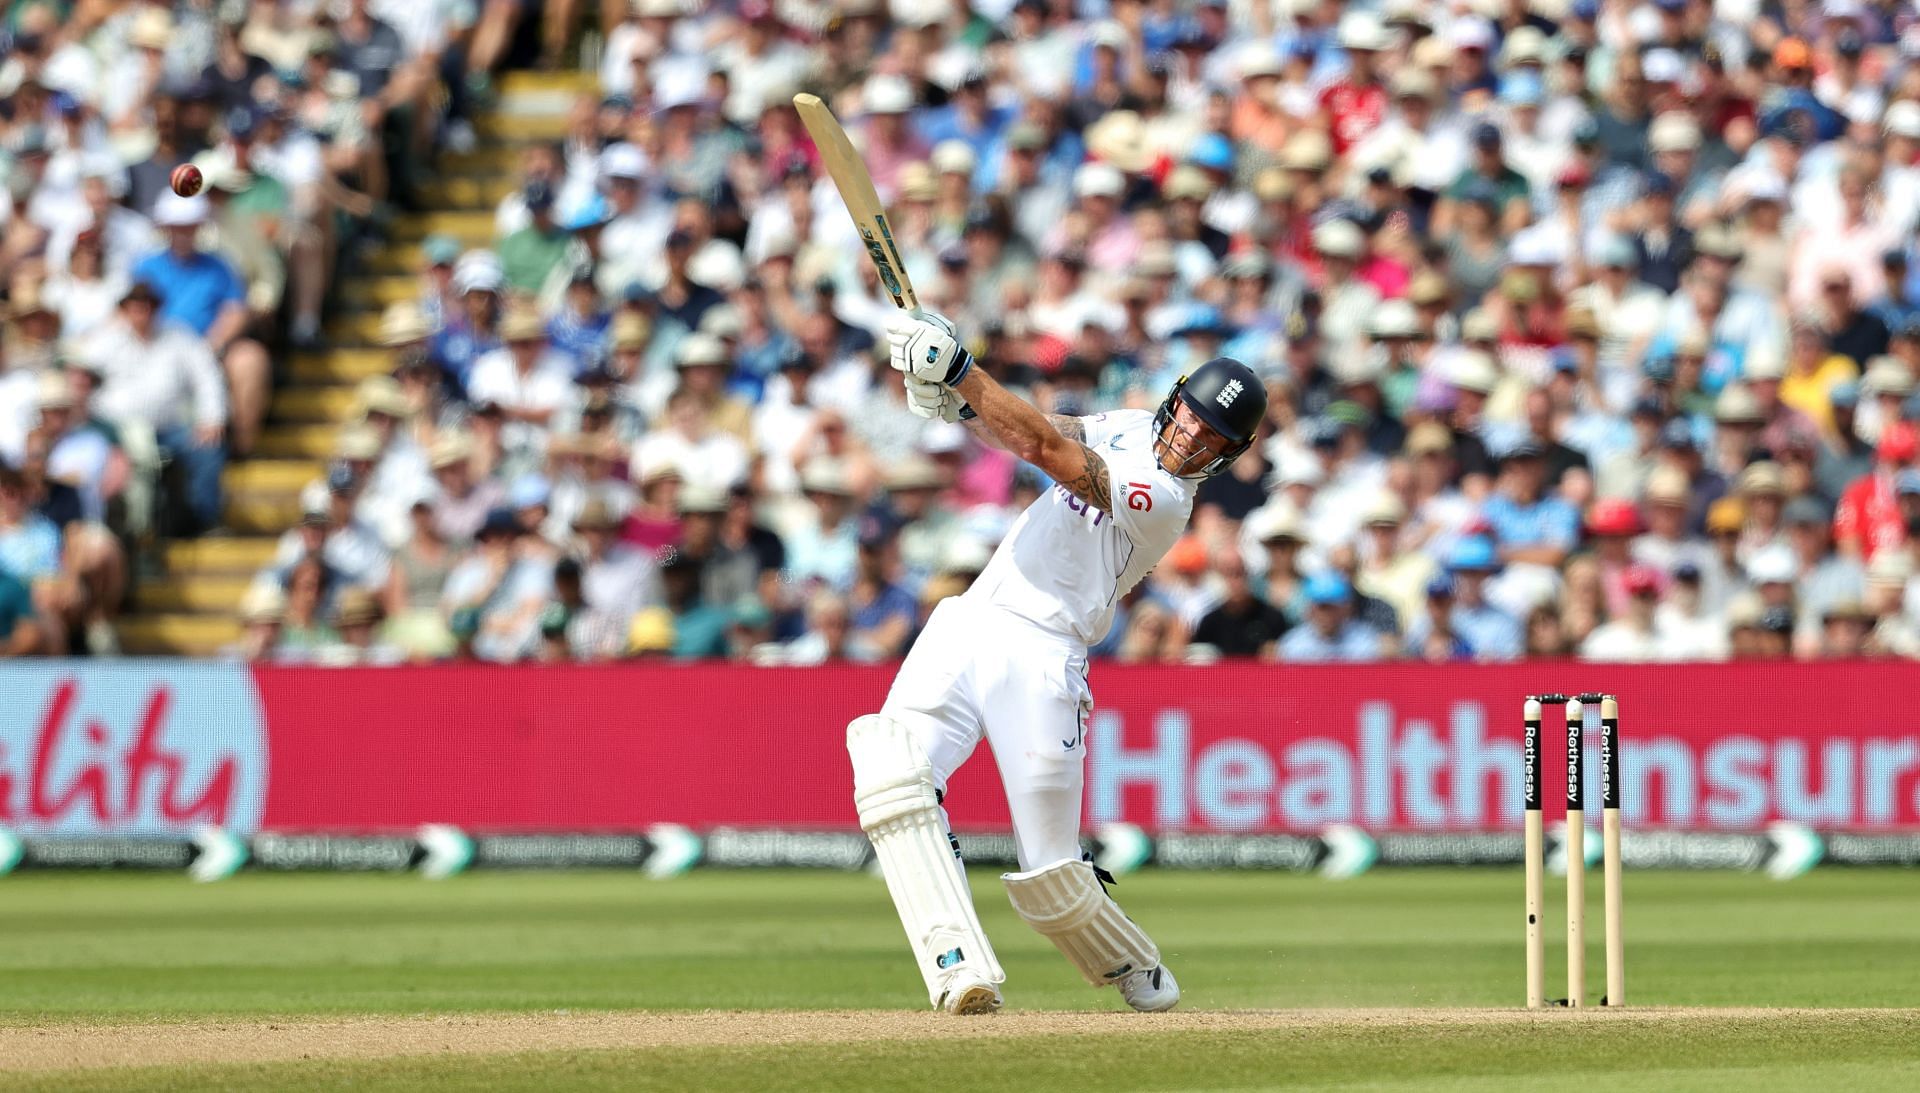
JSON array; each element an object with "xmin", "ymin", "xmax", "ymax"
[
  {"xmin": 593, "ymin": 143, "xmax": 670, "ymax": 300},
  {"xmin": 82, "ymin": 282, "xmax": 228, "ymax": 532},
  {"xmin": 1580, "ymin": 564, "xmax": 1679, "ymax": 662},
  {"xmin": 43, "ymin": 163, "xmax": 156, "ymax": 278},
  {"xmin": 1309, "ymin": 219, "xmax": 1381, "ymax": 359},
  {"xmin": 632, "ymin": 383, "xmax": 751, "ymax": 497},
  {"xmin": 262, "ymin": 479, "xmax": 393, "ymax": 598},
  {"xmin": 711, "ymin": 2, "xmax": 814, "ymax": 127},
  {"xmin": 465, "ymin": 306, "xmax": 577, "ymax": 462},
  {"xmin": 440, "ymin": 508, "xmax": 556, "ymax": 662},
  {"xmin": 848, "ymin": 307, "xmax": 1267, "ymax": 1017},
  {"xmin": 43, "ymin": 225, "xmax": 130, "ymax": 341},
  {"xmin": 1652, "ymin": 562, "xmax": 1730, "ymax": 661},
  {"xmin": 599, "ymin": 0, "xmax": 704, "ymax": 100}
]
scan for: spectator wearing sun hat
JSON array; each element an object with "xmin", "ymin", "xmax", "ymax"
[
  {"xmin": 633, "ymin": 371, "xmax": 751, "ymax": 499},
  {"xmin": 132, "ymin": 191, "xmax": 273, "ymax": 457},
  {"xmin": 466, "ymin": 305, "xmax": 578, "ymax": 461},
  {"xmin": 1732, "ymin": 460, "xmax": 1792, "ymax": 564},
  {"xmin": 1319, "ymin": 12, "xmax": 1396, "ymax": 155},
  {"xmin": 80, "ymin": 282, "xmax": 228, "ymax": 534},
  {"xmin": 434, "ymin": 251, "xmax": 506, "ymax": 395}
]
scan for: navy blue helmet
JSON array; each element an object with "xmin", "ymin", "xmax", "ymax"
[{"xmin": 1153, "ymin": 357, "xmax": 1267, "ymax": 478}]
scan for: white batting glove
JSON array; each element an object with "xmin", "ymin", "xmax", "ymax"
[
  {"xmin": 904, "ymin": 374, "xmax": 969, "ymax": 423},
  {"xmin": 903, "ymin": 374, "xmax": 951, "ymax": 419},
  {"xmin": 887, "ymin": 309, "xmax": 974, "ymax": 386}
]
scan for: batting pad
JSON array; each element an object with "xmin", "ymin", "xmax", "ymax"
[
  {"xmin": 1003, "ymin": 857, "xmax": 1161, "ymax": 987},
  {"xmin": 847, "ymin": 716, "xmax": 1005, "ymax": 1005}
]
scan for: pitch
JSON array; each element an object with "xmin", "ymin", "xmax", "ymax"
[{"xmin": 2, "ymin": 870, "xmax": 1917, "ymax": 1090}]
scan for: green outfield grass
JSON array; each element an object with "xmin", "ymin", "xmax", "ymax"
[{"xmin": 3, "ymin": 869, "xmax": 1918, "ymax": 1090}]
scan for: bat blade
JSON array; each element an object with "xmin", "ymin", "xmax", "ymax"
[{"xmin": 793, "ymin": 92, "xmax": 919, "ymax": 311}]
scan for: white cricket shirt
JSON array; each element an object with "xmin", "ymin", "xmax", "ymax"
[{"xmin": 966, "ymin": 410, "xmax": 1195, "ymax": 646}]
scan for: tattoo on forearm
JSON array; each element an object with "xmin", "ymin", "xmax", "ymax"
[
  {"xmin": 1063, "ymin": 442, "xmax": 1112, "ymax": 512},
  {"xmin": 1047, "ymin": 414, "xmax": 1085, "ymax": 443}
]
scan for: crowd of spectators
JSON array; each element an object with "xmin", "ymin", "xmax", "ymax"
[
  {"xmin": 123, "ymin": 0, "xmax": 1920, "ymax": 665},
  {"xmin": 0, "ymin": 0, "xmax": 521, "ymax": 655}
]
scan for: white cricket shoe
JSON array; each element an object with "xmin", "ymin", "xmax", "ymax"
[
  {"xmin": 939, "ymin": 976, "xmax": 1003, "ymax": 1015},
  {"xmin": 1118, "ymin": 965, "xmax": 1179, "ymax": 1012}
]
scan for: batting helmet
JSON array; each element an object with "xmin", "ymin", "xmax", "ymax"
[{"xmin": 1153, "ymin": 357, "xmax": 1267, "ymax": 478}]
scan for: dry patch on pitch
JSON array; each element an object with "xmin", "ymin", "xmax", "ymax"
[{"xmin": 1, "ymin": 1008, "xmax": 1908, "ymax": 1073}]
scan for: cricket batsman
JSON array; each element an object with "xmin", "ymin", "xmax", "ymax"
[{"xmin": 846, "ymin": 308, "xmax": 1267, "ymax": 1014}]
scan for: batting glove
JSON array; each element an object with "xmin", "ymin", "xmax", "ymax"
[
  {"xmin": 903, "ymin": 374, "xmax": 974, "ymax": 423},
  {"xmin": 887, "ymin": 309, "xmax": 974, "ymax": 386}
]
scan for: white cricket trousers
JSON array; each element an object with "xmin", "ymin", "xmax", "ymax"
[{"xmin": 881, "ymin": 596, "xmax": 1093, "ymax": 871}]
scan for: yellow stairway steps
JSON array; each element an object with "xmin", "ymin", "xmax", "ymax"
[
  {"xmin": 417, "ymin": 176, "xmax": 517, "ymax": 210},
  {"xmin": 139, "ymin": 575, "xmax": 255, "ymax": 613},
  {"xmin": 164, "ymin": 537, "xmax": 278, "ymax": 574},
  {"xmin": 119, "ymin": 614, "xmax": 243, "ymax": 656},
  {"xmin": 389, "ymin": 210, "xmax": 496, "ymax": 245},
  {"xmin": 127, "ymin": 77, "xmax": 575, "ymax": 649},
  {"xmin": 336, "ymin": 275, "xmax": 429, "ymax": 310},
  {"xmin": 224, "ymin": 460, "xmax": 323, "ymax": 492},
  {"xmin": 474, "ymin": 114, "xmax": 571, "ymax": 142},
  {"xmin": 290, "ymin": 349, "xmax": 391, "ymax": 383},
  {"xmin": 252, "ymin": 424, "xmax": 343, "ymax": 460},
  {"xmin": 500, "ymin": 71, "xmax": 601, "ymax": 95}
]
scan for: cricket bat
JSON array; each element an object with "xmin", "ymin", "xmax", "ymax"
[{"xmin": 792, "ymin": 92, "xmax": 920, "ymax": 311}]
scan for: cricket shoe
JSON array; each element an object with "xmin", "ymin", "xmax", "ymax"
[
  {"xmin": 938, "ymin": 974, "xmax": 1003, "ymax": 1015},
  {"xmin": 1118, "ymin": 965, "xmax": 1179, "ymax": 1012}
]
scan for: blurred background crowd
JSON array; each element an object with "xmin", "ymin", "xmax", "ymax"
[
  {"xmin": 0, "ymin": 0, "xmax": 527, "ymax": 655},
  {"xmin": 7, "ymin": 0, "xmax": 1920, "ymax": 665}
]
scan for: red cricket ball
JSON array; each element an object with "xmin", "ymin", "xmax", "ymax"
[{"xmin": 170, "ymin": 163, "xmax": 204, "ymax": 198}]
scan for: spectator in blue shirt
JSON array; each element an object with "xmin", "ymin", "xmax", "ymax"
[
  {"xmin": 1482, "ymin": 441, "xmax": 1580, "ymax": 571},
  {"xmin": 849, "ymin": 517, "xmax": 918, "ymax": 659},
  {"xmin": 1428, "ymin": 537, "xmax": 1525, "ymax": 661},
  {"xmin": 915, "ymin": 70, "xmax": 1015, "ymax": 165},
  {"xmin": 135, "ymin": 196, "xmax": 246, "ymax": 336},
  {"xmin": 547, "ymin": 272, "xmax": 611, "ymax": 374},
  {"xmin": 1277, "ymin": 573, "xmax": 1383, "ymax": 662},
  {"xmin": 1403, "ymin": 573, "xmax": 1475, "ymax": 661},
  {"xmin": 435, "ymin": 253, "xmax": 506, "ymax": 396},
  {"xmin": 0, "ymin": 464, "xmax": 60, "ymax": 584},
  {"xmin": 133, "ymin": 192, "xmax": 272, "ymax": 456}
]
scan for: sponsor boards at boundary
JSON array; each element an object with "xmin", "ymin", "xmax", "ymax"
[
  {"xmin": 2, "ymin": 824, "xmax": 1916, "ymax": 881},
  {"xmin": 7, "ymin": 663, "xmax": 1920, "ymax": 834},
  {"xmin": 1087, "ymin": 707, "xmax": 1920, "ymax": 831}
]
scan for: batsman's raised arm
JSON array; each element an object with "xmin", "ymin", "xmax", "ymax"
[
  {"xmin": 954, "ymin": 371, "xmax": 1113, "ymax": 512},
  {"xmin": 887, "ymin": 310, "xmax": 1112, "ymax": 512}
]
